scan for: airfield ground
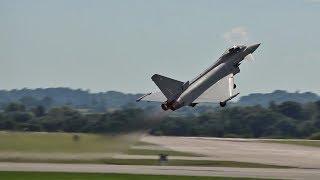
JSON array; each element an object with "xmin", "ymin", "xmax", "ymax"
[
  {"xmin": 0, "ymin": 131, "xmax": 320, "ymax": 179},
  {"xmin": 0, "ymin": 171, "xmax": 258, "ymax": 180},
  {"xmin": 141, "ymin": 136, "xmax": 320, "ymax": 169}
]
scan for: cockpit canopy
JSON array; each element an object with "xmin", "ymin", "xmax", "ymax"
[{"xmin": 224, "ymin": 45, "xmax": 246, "ymax": 55}]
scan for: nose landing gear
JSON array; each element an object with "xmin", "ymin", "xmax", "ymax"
[{"xmin": 219, "ymin": 101, "xmax": 226, "ymax": 107}]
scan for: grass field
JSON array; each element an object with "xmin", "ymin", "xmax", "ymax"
[
  {"xmin": 0, "ymin": 171, "xmax": 263, "ymax": 180},
  {"xmin": 100, "ymin": 159, "xmax": 291, "ymax": 168},
  {"xmin": 261, "ymin": 139, "xmax": 320, "ymax": 147},
  {"xmin": 0, "ymin": 131, "xmax": 140, "ymax": 153},
  {"xmin": 0, "ymin": 158, "xmax": 291, "ymax": 168},
  {"xmin": 0, "ymin": 131, "xmax": 300, "ymax": 169},
  {"xmin": 0, "ymin": 131, "xmax": 203, "ymax": 158}
]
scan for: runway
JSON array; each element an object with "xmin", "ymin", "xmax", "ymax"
[
  {"xmin": 142, "ymin": 136, "xmax": 320, "ymax": 169},
  {"xmin": 1, "ymin": 136, "xmax": 320, "ymax": 179},
  {"xmin": 0, "ymin": 162, "xmax": 320, "ymax": 180}
]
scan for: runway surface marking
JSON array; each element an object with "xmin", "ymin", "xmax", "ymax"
[{"xmin": 0, "ymin": 162, "xmax": 320, "ymax": 180}]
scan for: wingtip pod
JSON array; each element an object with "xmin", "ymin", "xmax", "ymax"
[
  {"xmin": 136, "ymin": 91, "xmax": 167, "ymax": 103},
  {"xmin": 136, "ymin": 93, "xmax": 152, "ymax": 102}
]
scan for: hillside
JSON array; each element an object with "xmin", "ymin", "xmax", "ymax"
[
  {"xmin": 238, "ymin": 90, "xmax": 320, "ymax": 107},
  {"xmin": 0, "ymin": 88, "xmax": 319, "ymax": 111},
  {"xmin": 0, "ymin": 88, "xmax": 157, "ymax": 112}
]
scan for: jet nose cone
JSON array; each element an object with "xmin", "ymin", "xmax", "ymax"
[{"xmin": 247, "ymin": 43, "xmax": 261, "ymax": 53}]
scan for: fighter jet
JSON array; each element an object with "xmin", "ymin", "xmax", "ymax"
[{"xmin": 137, "ymin": 43, "xmax": 261, "ymax": 111}]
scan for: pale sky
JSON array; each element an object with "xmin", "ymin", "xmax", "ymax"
[{"xmin": 1, "ymin": 0, "xmax": 320, "ymax": 95}]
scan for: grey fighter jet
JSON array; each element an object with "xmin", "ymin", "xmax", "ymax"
[{"xmin": 137, "ymin": 43, "xmax": 261, "ymax": 111}]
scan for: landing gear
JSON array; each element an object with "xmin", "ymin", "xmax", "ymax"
[
  {"xmin": 189, "ymin": 103, "xmax": 198, "ymax": 107},
  {"xmin": 233, "ymin": 84, "xmax": 237, "ymax": 89},
  {"xmin": 219, "ymin": 93, "xmax": 240, "ymax": 108},
  {"xmin": 161, "ymin": 103, "xmax": 169, "ymax": 111},
  {"xmin": 219, "ymin": 101, "xmax": 226, "ymax": 107}
]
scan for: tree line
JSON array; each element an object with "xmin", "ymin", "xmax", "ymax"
[
  {"xmin": 152, "ymin": 101, "xmax": 320, "ymax": 139},
  {"xmin": 1, "ymin": 88, "xmax": 319, "ymax": 111},
  {"xmin": 0, "ymin": 103, "xmax": 148, "ymax": 133},
  {"xmin": 0, "ymin": 101, "xmax": 320, "ymax": 139}
]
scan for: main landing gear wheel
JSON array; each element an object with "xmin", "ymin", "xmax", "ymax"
[
  {"xmin": 219, "ymin": 101, "xmax": 226, "ymax": 107},
  {"xmin": 190, "ymin": 103, "xmax": 198, "ymax": 107},
  {"xmin": 161, "ymin": 104, "xmax": 169, "ymax": 111}
]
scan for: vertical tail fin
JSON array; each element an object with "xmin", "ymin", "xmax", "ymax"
[{"xmin": 151, "ymin": 74, "xmax": 184, "ymax": 101}]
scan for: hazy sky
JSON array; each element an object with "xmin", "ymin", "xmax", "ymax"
[{"xmin": 1, "ymin": 0, "xmax": 320, "ymax": 95}]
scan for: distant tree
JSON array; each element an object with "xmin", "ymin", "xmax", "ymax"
[
  {"xmin": 40, "ymin": 96, "xmax": 53, "ymax": 108},
  {"xmin": 19, "ymin": 96, "xmax": 39, "ymax": 107},
  {"xmin": 301, "ymin": 102, "xmax": 317, "ymax": 121},
  {"xmin": 11, "ymin": 112, "xmax": 33, "ymax": 123},
  {"xmin": 0, "ymin": 119, "xmax": 16, "ymax": 130},
  {"xmin": 269, "ymin": 101, "xmax": 278, "ymax": 111},
  {"xmin": 276, "ymin": 101, "xmax": 305, "ymax": 120},
  {"xmin": 315, "ymin": 100, "xmax": 320, "ymax": 110},
  {"xmin": 41, "ymin": 106, "xmax": 85, "ymax": 132},
  {"xmin": 309, "ymin": 132, "xmax": 320, "ymax": 140},
  {"xmin": 313, "ymin": 114, "xmax": 320, "ymax": 129},
  {"xmin": 275, "ymin": 119, "xmax": 298, "ymax": 138},
  {"xmin": 5, "ymin": 103, "xmax": 26, "ymax": 112},
  {"xmin": 31, "ymin": 105, "xmax": 46, "ymax": 117},
  {"xmin": 1, "ymin": 99, "xmax": 320, "ymax": 139},
  {"xmin": 296, "ymin": 121, "xmax": 317, "ymax": 137},
  {"xmin": 91, "ymin": 97, "xmax": 98, "ymax": 106},
  {"xmin": 246, "ymin": 111, "xmax": 282, "ymax": 138}
]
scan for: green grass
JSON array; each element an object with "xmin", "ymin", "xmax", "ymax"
[
  {"xmin": 0, "ymin": 157, "xmax": 292, "ymax": 168},
  {"xmin": 262, "ymin": 139, "xmax": 320, "ymax": 147},
  {"xmin": 0, "ymin": 131, "xmax": 205, "ymax": 157},
  {"xmin": 0, "ymin": 131, "xmax": 140, "ymax": 153},
  {"xmin": 133, "ymin": 141, "xmax": 157, "ymax": 146},
  {"xmin": 127, "ymin": 148, "xmax": 203, "ymax": 157},
  {"xmin": 0, "ymin": 131, "xmax": 295, "ymax": 169},
  {"xmin": 0, "ymin": 171, "xmax": 266, "ymax": 180},
  {"xmin": 101, "ymin": 159, "xmax": 292, "ymax": 168}
]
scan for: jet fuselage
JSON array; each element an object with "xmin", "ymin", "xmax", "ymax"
[{"xmin": 163, "ymin": 43, "xmax": 260, "ymax": 111}]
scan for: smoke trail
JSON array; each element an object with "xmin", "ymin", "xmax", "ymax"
[
  {"xmin": 145, "ymin": 108, "xmax": 171, "ymax": 124},
  {"xmin": 223, "ymin": 26, "xmax": 249, "ymax": 45}
]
